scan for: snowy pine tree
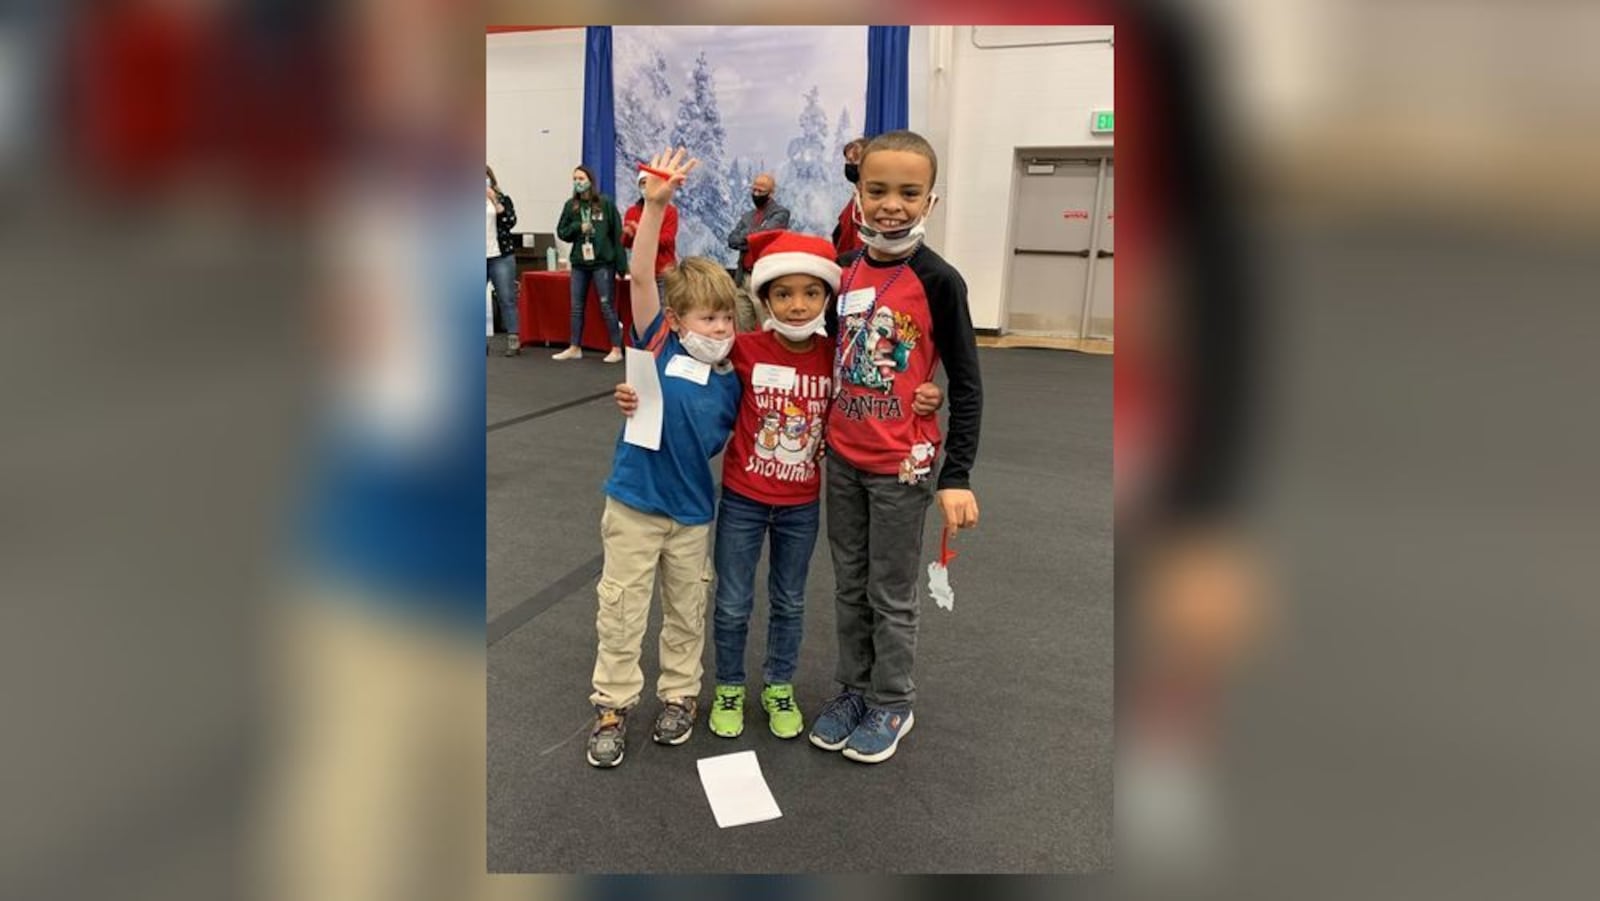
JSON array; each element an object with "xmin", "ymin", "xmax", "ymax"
[
  {"xmin": 613, "ymin": 48, "xmax": 673, "ymax": 206},
  {"xmin": 644, "ymin": 48, "xmax": 671, "ymax": 103},
  {"xmin": 725, "ymin": 158, "xmax": 749, "ymax": 224},
  {"xmin": 833, "ymin": 106, "xmax": 855, "ymax": 163},
  {"xmin": 668, "ymin": 51, "xmax": 734, "ymax": 265},
  {"xmin": 777, "ymin": 86, "xmax": 849, "ymax": 237}
]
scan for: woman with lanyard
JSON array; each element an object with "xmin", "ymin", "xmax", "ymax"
[{"xmin": 554, "ymin": 164, "xmax": 625, "ymax": 363}]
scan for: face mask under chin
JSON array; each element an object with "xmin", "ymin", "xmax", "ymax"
[
  {"xmin": 855, "ymin": 193, "xmax": 937, "ymax": 254},
  {"xmin": 762, "ymin": 308, "xmax": 827, "ymax": 341},
  {"xmin": 679, "ymin": 329, "xmax": 733, "ymax": 365}
]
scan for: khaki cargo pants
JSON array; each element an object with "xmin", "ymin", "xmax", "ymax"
[{"xmin": 589, "ymin": 497, "xmax": 714, "ymax": 710}]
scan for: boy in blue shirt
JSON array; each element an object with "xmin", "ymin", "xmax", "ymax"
[{"xmin": 586, "ymin": 148, "xmax": 740, "ymax": 768}]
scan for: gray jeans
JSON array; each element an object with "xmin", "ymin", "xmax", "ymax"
[{"xmin": 826, "ymin": 450, "xmax": 935, "ymax": 711}]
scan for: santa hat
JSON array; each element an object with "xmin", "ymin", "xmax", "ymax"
[{"xmin": 748, "ymin": 230, "xmax": 842, "ymax": 296}]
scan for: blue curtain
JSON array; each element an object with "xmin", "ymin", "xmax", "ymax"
[
  {"xmin": 864, "ymin": 26, "xmax": 910, "ymax": 137},
  {"xmin": 582, "ymin": 26, "xmax": 616, "ymax": 199}
]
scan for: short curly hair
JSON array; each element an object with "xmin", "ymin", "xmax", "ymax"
[{"xmin": 859, "ymin": 130, "xmax": 938, "ymax": 188}]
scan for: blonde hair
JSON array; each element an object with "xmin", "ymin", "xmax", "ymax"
[
  {"xmin": 860, "ymin": 129, "xmax": 939, "ymax": 188},
  {"xmin": 661, "ymin": 257, "xmax": 737, "ymax": 317}
]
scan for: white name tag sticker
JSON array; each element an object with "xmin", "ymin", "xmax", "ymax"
[
  {"xmin": 581, "ymin": 242, "xmax": 595, "ymax": 262},
  {"xmin": 841, "ymin": 288, "xmax": 875, "ymax": 316},
  {"xmin": 665, "ymin": 354, "xmax": 712, "ymax": 385},
  {"xmin": 750, "ymin": 363, "xmax": 797, "ymax": 391}
]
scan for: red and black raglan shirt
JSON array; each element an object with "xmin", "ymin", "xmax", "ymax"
[{"xmin": 826, "ymin": 246, "xmax": 983, "ymax": 489}]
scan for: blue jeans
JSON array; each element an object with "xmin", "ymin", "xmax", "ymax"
[
  {"xmin": 487, "ymin": 253, "xmax": 518, "ymax": 334},
  {"xmin": 712, "ymin": 487, "xmax": 821, "ymax": 685},
  {"xmin": 569, "ymin": 265, "xmax": 621, "ymax": 348}
]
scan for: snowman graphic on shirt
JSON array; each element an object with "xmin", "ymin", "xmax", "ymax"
[
  {"xmin": 774, "ymin": 403, "xmax": 812, "ymax": 465},
  {"xmin": 753, "ymin": 410, "xmax": 782, "ymax": 460}
]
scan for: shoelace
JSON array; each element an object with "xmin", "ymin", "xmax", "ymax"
[
  {"xmin": 768, "ymin": 693, "xmax": 795, "ymax": 712},
  {"xmin": 716, "ymin": 693, "xmax": 741, "ymax": 711},
  {"xmin": 818, "ymin": 692, "xmax": 863, "ymax": 721},
  {"xmin": 859, "ymin": 707, "xmax": 892, "ymax": 732}
]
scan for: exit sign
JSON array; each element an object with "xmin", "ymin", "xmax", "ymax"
[{"xmin": 1091, "ymin": 110, "xmax": 1114, "ymax": 134}]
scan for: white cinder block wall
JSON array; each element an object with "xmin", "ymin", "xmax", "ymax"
[
  {"xmin": 922, "ymin": 25, "xmax": 1114, "ymax": 331},
  {"xmin": 486, "ymin": 25, "xmax": 1115, "ymax": 326},
  {"xmin": 486, "ymin": 29, "xmax": 586, "ymax": 260}
]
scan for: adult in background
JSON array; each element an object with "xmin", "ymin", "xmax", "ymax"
[
  {"xmin": 831, "ymin": 138, "xmax": 867, "ymax": 257},
  {"xmin": 622, "ymin": 170, "xmax": 679, "ymax": 300},
  {"xmin": 726, "ymin": 172, "xmax": 790, "ymax": 332},
  {"xmin": 554, "ymin": 164, "xmax": 625, "ymax": 363},
  {"xmin": 487, "ymin": 166, "xmax": 520, "ymax": 356}
]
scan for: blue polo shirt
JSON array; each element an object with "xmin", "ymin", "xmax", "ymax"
[{"xmin": 602, "ymin": 312, "xmax": 740, "ymax": 525}]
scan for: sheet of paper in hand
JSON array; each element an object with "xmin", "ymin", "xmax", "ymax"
[{"xmin": 927, "ymin": 527, "xmax": 958, "ymax": 611}]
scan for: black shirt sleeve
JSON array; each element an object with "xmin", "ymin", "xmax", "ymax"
[{"xmin": 917, "ymin": 255, "xmax": 983, "ymax": 491}]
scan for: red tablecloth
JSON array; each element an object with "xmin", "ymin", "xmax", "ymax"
[{"xmin": 519, "ymin": 271, "xmax": 636, "ymax": 352}]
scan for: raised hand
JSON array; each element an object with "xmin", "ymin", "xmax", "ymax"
[{"xmin": 641, "ymin": 147, "xmax": 699, "ymax": 205}]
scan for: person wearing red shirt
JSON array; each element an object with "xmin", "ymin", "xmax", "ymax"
[
  {"xmin": 810, "ymin": 130, "xmax": 984, "ymax": 765},
  {"xmin": 832, "ymin": 138, "xmax": 867, "ymax": 257},
  {"xmin": 622, "ymin": 170, "xmax": 678, "ymax": 297}
]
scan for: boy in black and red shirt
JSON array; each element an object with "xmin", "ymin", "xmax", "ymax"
[{"xmin": 809, "ymin": 130, "xmax": 984, "ymax": 764}]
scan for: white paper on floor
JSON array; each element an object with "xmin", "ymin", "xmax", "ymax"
[{"xmin": 696, "ymin": 750, "xmax": 782, "ymax": 828}]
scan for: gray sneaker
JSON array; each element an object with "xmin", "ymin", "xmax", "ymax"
[
  {"xmin": 652, "ymin": 697, "xmax": 698, "ymax": 745},
  {"xmin": 504, "ymin": 334, "xmax": 521, "ymax": 357},
  {"xmin": 808, "ymin": 688, "xmax": 867, "ymax": 751},
  {"xmin": 586, "ymin": 705, "xmax": 628, "ymax": 768}
]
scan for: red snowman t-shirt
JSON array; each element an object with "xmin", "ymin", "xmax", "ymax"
[{"xmin": 722, "ymin": 330, "xmax": 835, "ymax": 506}]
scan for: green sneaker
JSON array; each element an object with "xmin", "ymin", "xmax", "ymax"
[
  {"xmin": 761, "ymin": 683, "xmax": 804, "ymax": 739},
  {"xmin": 708, "ymin": 684, "xmax": 745, "ymax": 738}
]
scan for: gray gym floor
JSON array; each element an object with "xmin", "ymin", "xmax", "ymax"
[{"xmin": 487, "ymin": 340, "xmax": 1112, "ymax": 874}]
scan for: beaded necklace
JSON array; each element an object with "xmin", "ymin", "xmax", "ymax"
[{"xmin": 833, "ymin": 245, "xmax": 922, "ymax": 397}]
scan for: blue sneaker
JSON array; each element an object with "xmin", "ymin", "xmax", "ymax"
[
  {"xmin": 808, "ymin": 689, "xmax": 867, "ymax": 751},
  {"xmin": 841, "ymin": 706, "xmax": 915, "ymax": 763}
]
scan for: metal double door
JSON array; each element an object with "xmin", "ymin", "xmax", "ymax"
[{"xmin": 1004, "ymin": 154, "xmax": 1114, "ymax": 339}]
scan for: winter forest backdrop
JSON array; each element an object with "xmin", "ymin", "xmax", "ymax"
[{"xmin": 612, "ymin": 27, "xmax": 868, "ymax": 267}]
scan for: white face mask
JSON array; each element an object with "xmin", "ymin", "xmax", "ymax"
[
  {"xmin": 679, "ymin": 330, "xmax": 734, "ymax": 365},
  {"xmin": 854, "ymin": 192, "xmax": 938, "ymax": 256},
  {"xmin": 762, "ymin": 307, "xmax": 827, "ymax": 342}
]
